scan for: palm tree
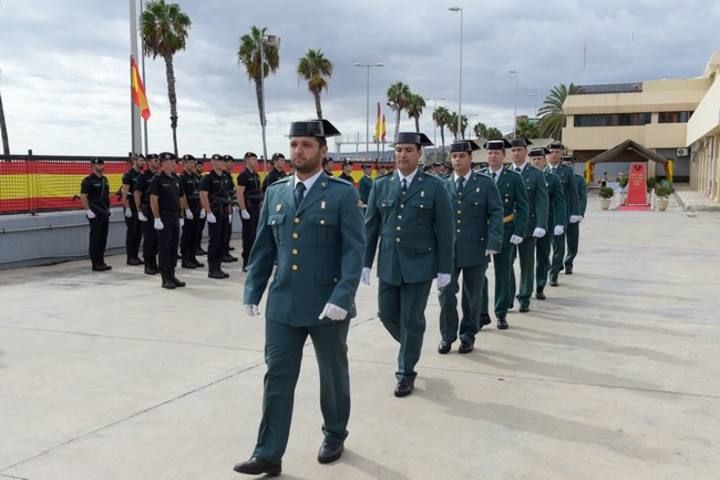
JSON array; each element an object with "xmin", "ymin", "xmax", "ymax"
[
  {"xmin": 297, "ymin": 49, "xmax": 332, "ymax": 119},
  {"xmin": 448, "ymin": 112, "xmax": 469, "ymax": 140},
  {"xmin": 406, "ymin": 93, "xmax": 426, "ymax": 133},
  {"xmin": 473, "ymin": 121, "xmax": 488, "ymax": 140},
  {"xmin": 516, "ymin": 119, "xmax": 540, "ymax": 139},
  {"xmin": 386, "ymin": 82, "xmax": 411, "ymax": 140},
  {"xmin": 538, "ymin": 83, "xmax": 582, "ymax": 140},
  {"xmin": 485, "ymin": 127, "xmax": 504, "ymax": 140},
  {"xmin": 141, "ymin": 0, "xmax": 191, "ymax": 156},
  {"xmin": 432, "ymin": 106, "xmax": 451, "ymax": 156},
  {"xmin": 238, "ymin": 26, "xmax": 280, "ymax": 134}
]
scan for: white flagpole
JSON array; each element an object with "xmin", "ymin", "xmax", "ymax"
[{"xmin": 129, "ymin": 0, "xmax": 142, "ymax": 154}]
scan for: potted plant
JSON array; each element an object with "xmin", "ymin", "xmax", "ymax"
[
  {"xmin": 599, "ymin": 186, "xmax": 614, "ymax": 210},
  {"xmin": 654, "ymin": 182, "xmax": 672, "ymax": 211},
  {"xmin": 646, "ymin": 176, "xmax": 657, "ymax": 193},
  {"xmin": 618, "ymin": 174, "xmax": 629, "ymax": 205}
]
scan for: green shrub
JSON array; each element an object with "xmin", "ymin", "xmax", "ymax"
[
  {"xmin": 599, "ymin": 186, "xmax": 615, "ymax": 199},
  {"xmin": 655, "ymin": 183, "xmax": 672, "ymax": 198},
  {"xmin": 618, "ymin": 175, "xmax": 628, "ymax": 188},
  {"xmin": 646, "ymin": 177, "xmax": 657, "ymax": 192}
]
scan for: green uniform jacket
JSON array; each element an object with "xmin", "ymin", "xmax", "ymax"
[
  {"xmin": 494, "ymin": 168, "xmax": 529, "ymax": 237},
  {"xmin": 244, "ymin": 174, "xmax": 365, "ymax": 327},
  {"xmin": 545, "ymin": 170, "xmax": 567, "ymax": 229},
  {"xmin": 550, "ymin": 164, "xmax": 579, "ymax": 222},
  {"xmin": 518, "ymin": 164, "xmax": 549, "ymax": 235},
  {"xmin": 443, "ymin": 172, "xmax": 503, "ymax": 267},
  {"xmin": 575, "ymin": 173, "xmax": 588, "ymax": 216},
  {"xmin": 364, "ymin": 170, "xmax": 454, "ymax": 286},
  {"xmin": 358, "ymin": 175, "xmax": 373, "ymax": 205}
]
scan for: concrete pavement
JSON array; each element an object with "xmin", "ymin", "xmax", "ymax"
[{"xmin": 1, "ymin": 195, "xmax": 719, "ymax": 480}]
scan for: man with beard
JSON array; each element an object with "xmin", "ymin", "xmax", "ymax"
[{"xmin": 121, "ymin": 153, "xmax": 145, "ymax": 266}]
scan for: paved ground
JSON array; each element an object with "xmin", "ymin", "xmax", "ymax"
[
  {"xmin": 674, "ymin": 185, "xmax": 720, "ymax": 212},
  {"xmin": 1, "ymin": 195, "xmax": 719, "ymax": 480}
]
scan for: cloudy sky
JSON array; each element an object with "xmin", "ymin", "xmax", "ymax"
[{"xmin": 0, "ymin": 0, "xmax": 718, "ymax": 158}]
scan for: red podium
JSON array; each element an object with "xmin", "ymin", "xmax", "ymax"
[{"xmin": 626, "ymin": 163, "xmax": 649, "ymax": 206}]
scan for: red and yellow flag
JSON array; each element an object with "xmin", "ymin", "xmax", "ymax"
[
  {"xmin": 381, "ymin": 113, "xmax": 387, "ymax": 142},
  {"xmin": 374, "ymin": 102, "xmax": 382, "ymax": 142},
  {"xmin": 131, "ymin": 56, "xmax": 151, "ymax": 120}
]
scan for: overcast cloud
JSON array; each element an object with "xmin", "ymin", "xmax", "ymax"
[{"xmin": 0, "ymin": 0, "xmax": 718, "ymax": 157}]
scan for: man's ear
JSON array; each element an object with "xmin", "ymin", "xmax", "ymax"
[{"xmin": 320, "ymin": 144, "xmax": 328, "ymax": 157}]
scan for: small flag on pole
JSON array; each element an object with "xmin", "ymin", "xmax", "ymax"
[
  {"xmin": 381, "ymin": 113, "xmax": 387, "ymax": 142},
  {"xmin": 131, "ymin": 56, "xmax": 151, "ymax": 120},
  {"xmin": 374, "ymin": 102, "xmax": 382, "ymax": 142}
]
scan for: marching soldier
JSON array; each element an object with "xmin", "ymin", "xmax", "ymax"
[
  {"xmin": 121, "ymin": 153, "xmax": 145, "ymax": 266},
  {"xmin": 339, "ymin": 159, "xmax": 355, "ymax": 184},
  {"xmin": 363, "ymin": 131, "xmax": 454, "ymax": 397},
  {"xmin": 179, "ymin": 154, "xmax": 203, "ymax": 269},
  {"xmin": 134, "ymin": 153, "xmax": 161, "ymax": 275},
  {"xmin": 358, "ymin": 164, "xmax": 373, "ymax": 207},
  {"xmin": 508, "ymin": 139, "xmax": 549, "ymax": 313},
  {"xmin": 479, "ymin": 139, "xmax": 529, "ymax": 329},
  {"xmin": 237, "ymin": 151, "xmax": 263, "ymax": 272},
  {"xmin": 149, "ymin": 152, "xmax": 186, "ymax": 289},
  {"xmin": 563, "ymin": 155, "xmax": 587, "ymax": 274},
  {"xmin": 223, "ymin": 155, "xmax": 239, "ymax": 263},
  {"xmin": 438, "ymin": 140, "xmax": 503, "ymax": 354},
  {"xmin": 80, "ymin": 158, "xmax": 112, "ymax": 271},
  {"xmin": 199, "ymin": 154, "xmax": 231, "ymax": 279},
  {"xmin": 529, "ymin": 148, "xmax": 566, "ymax": 299},
  {"xmin": 547, "ymin": 143, "xmax": 580, "ymax": 286},
  {"xmin": 262, "ymin": 152, "xmax": 287, "ymax": 191},
  {"xmin": 236, "ymin": 119, "xmax": 364, "ymax": 476}
]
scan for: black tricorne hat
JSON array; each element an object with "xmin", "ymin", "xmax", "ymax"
[
  {"xmin": 528, "ymin": 147, "xmax": 549, "ymax": 157},
  {"xmin": 483, "ymin": 139, "xmax": 513, "ymax": 150},
  {"xmin": 394, "ymin": 132, "xmax": 433, "ymax": 147},
  {"xmin": 510, "ymin": 138, "xmax": 532, "ymax": 147},
  {"xmin": 450, "ymin": 140, "xmax": 481, "ymax": 153},
  {"xmin": 289, "ymin": 119, "xmax": 341, "ymax": 138}
]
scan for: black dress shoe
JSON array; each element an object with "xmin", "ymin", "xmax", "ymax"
[
  {"xmin": 92, "ymin": 264, "xmax": 111, "ymax": 272},
  {"xmin": 208, "ymin": 270, "xmax": 228, "ymax": 279},
  {"xmin": 478, "ymin": 314, "xmax": 492, "ymax": 329},
  {"xmin": 535, "ymin": 291, "xmax": 546, "ymax": 300},
  {"xmin": 127, "ymin": 257, "xmax": 143, "ymax": 266},
  {"xmin": 497, "ymin": 317, "xmax": 509, "ymax": 330},
  {"xmin": 242, "ymin": 266, "xmax": 248, "ymax": 273},
  {"xmin": 394, "ymin": 378, "xmax": 415, "ymax": 398},
  {"xmin": 144, "ymin": 266, "xmax": 158, "ymax": 275},
  {"xmin": 161, "ymin": 278, "xmax": 176, "ymax": 290},
  {"xmin": 438, "ymin": 341, "xmax": 451, "ymax": 354},
  {"xmin": 181, "ymin": 260, "xmax": 197, "ymax": 269},
  {"xmin": 550, "ymin": 278, "xmax": 559, "ymax": 287},
  {"xmin": 458, "ymin": 341, "xmax": 474, "ymax": 354},
  {"xmin": 317, "ymin": 440, "xmax": 344, "ymax": 464},
  {"xmin": 233, "ymin": 457, "xmax": 281, "ymax": 476},
  {"xmin": 229, "ymin": 246, "xmax": 235, "ymax": 251},
  {"xmin": 519, "ymin": 304, "xmax": 530, "ymax": 313},
  {"xmin": 196, "ymin": 248, "xmax": 207, "ymax": 256},
  {"xmin": 192, "ymin": 258, "xmax": 205, "ymax": 268},
  {"xmin": 565, "ymin": 266, "xmax": 573, "ymax": 275},
  {"xmin": 221, "ymin": 254, "xmax": 237, "ymax": 263},
  {"xmin": 171, "ymin": 276, "xmax": 186, "ymax": 288}
]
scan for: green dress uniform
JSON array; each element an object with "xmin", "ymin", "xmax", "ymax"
[
  {"xmin": 548, "ymin": 160, "xmax": 579, "ymax": 283},
  {"xmin": 358, "ymin": 173, "xmax": 373, "ymax": 206},
  {"xmin": 536, "ymin": 166, "xmax": 566, "ymax": 294},
  {"xmin": 242, "ymin": 120, "xmax": 365, "ymax": 466},
  {"xmin": 565, "ymin": 173, "xmax": 587, "ymax": 272},
  {"xmin": 509, "ymin": 162, "xmax": 549, "ymax": 310},
  {"xmin": 364, "ymin": 139, "xmax": 454, "ymax": 382},
  {"xmin": 439, "ymin": 165, "xmax": 503, "ymax": 346}
]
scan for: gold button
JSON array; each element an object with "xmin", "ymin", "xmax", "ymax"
[
  {"xmin": 320, "ymin": 219, "xmax": 325, "ymax": 225},
  {"xmin": 397, "ymin": 215, "xmax": 402, "ymax": 220},
  {"xmin": 292, "ymin": 248, "xmax": 299, "ymax": 255},
  {"xmin": 333, "ymin": 278, "xmax": 338, "ymax": 283},
  {"xmin": 396, "ymin": 237, "xmax": 401, "ymax": 242},
  {"xmin": 457, "ymin": 219, "xmax": 461, "ymax": 224},
  {"xmin": 457, "ymin": 200, "xmax": 461, "ymax": 204},
  {"xmin": 292, "ymin": 232, "xmax": 299, "ymax": 239},
  {"xmin": 396, "ymin": 226, "xmax": 401, "ymax": 231},
  {"xmin": 292, "ymin": 264, "xmax": 299, "ymax": 271},
  {"xmin": 400, "ymin": 204, "xmax": 405, "ymax": 209},
  {"xmin": 294, "ymin": 217, "xmax": 300, "ymax": 224},
  {"xmin": 457, "ymin": 210, "xmax": 461, "ymax": 215},
  {"xmin": 457, "ymin": 229, "xmax": 461, "ymax": 233}
]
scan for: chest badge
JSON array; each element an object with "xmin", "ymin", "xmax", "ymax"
[
  {"xmin": 420, "ymin": 191, "xmax": 425, "ymax": 198},
  {"xmin": 276, "ymin": 204, "xmax": 282, "ymax": 212},
  {"xmin": 320, "ymin": 200, "xmax": 326, "ymax": 210}
]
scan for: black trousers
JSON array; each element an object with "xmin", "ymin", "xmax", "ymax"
[
  {"xmin": 88, "ymin": 214, "xmax": 109, "ymax": 266},
  {"xmin": 224, "ymin": 212, "xmax": 233, "ymax": 255},
  {"xmin": 207, "ymin": 208, "xmax": 228, "ymax": 270},
  {"xmin": 157, "ymin": 212, "xmax": 180, "ymax": 276},
  {"xmin": 141, "ymin": 206, "xmax": 158, "ymax": 268},
  {"xmin": 241, "ymin": 206, "xmax": 260, "ymax": 267},
  {"xmin": 180, "ymin": 207, "xmax": 200, "ymax": 260},
  {"xmin": 124, "ymin": 206, "xmax": 142, "ymax": 260},
  {"xmin": 194, "ymin": 216, "xmax": 206, "ymax": 254}
]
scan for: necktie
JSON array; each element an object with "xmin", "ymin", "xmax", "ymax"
[
  {"xmin": 456, "ymin": 176, "xmax": 465, "ymax": 195},
  {"xmin": 515, "ymin": 167, "xmax": 522, "ymax": 173},
  {"xmin": 401, "ymin": 179, "xmax": 408, "ymax": 193},
  {"xmin": 294, "ymin": 181, "xmax": 306, "ymax": 207},
  {"xmin": 492, "ymin": 172, "xmax": 497, "ymax": 183}
]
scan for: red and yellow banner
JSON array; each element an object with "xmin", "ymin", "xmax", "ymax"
[{"xmin": 131, "ymin": 56, "xmax": 151, "ymax": 121}]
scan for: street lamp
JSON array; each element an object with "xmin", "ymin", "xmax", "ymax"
[
  {"xmin": 353, "ymin": 62, "xmax": 384, "ymax": 160},
  {"xmin": 529, "ymin": 91, "xmax": 538, "ymax": 117},
  {"xmin": 259, "ymin": 33, "xmax": 280, "ymax": 175},
  {"xmin": 508, "ymin": 70, "xmax": 518, "ymax": 139},
  {"xmin": 449, "ymin": 7, "xmax": 463, "ymax": 138}
]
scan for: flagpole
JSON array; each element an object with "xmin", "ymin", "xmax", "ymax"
[
  {"xmin": 129, "ymin": 0, "xmax": 142, "ymax": 154},
  {"xmin": 139, "ymin": 0, "xmax": 149, "ymax": 155}
]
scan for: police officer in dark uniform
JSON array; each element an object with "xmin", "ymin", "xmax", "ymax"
[
  {"xmin": 80, "ymin": 158, "xmax": 112, "ymax": 271},
  {"xmin": 149, "ymin": 152, "xmax": 186, "ymax": 289},
  {"xmin": 194, "ymin": 157, "xmax": 208, "ymax": 256},
  {"xmin": 237, "ymin": 151, "xmax": 263, "ymax": 272},
  {"xmin": 134, "ymin": 153, "xmax": 161, "ymax": 275},
  {"xmin": 200, "ymin": 154, "xmax": 231, "ymax": 279},
  {"xmin": 339, "ymin": 159, "xmax": 355, "ymax": 184},
  {"xmin": 262, "ymin": 152, "xmax": 287, "ymax": 191},
  {"xmin": 121, "ymin": 153, "xmax": 145, "ymax": 265},
  {"xmin": 179, "ymin": 154, "xmax": 204, "ymax": 269},
  {"xmin": 223, "ymin": 155, "xmax": 239, "ymax": 263}
]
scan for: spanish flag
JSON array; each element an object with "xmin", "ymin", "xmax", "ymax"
[
  {"xmin": 374, "ymin": 102, "xmax": 382, "ymax": 142},
  {"xmin": 131, "ymin": 56, "xmax": 151, "ymax": 121},
  {"xmin": 381, "ymin": 113, "xmax": 387, "ymax": 142}
]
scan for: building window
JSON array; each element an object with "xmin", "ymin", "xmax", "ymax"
[
  {"xmin": 574, "ymin": 113, "xmax": 652, "ymax": 127},
  {"xmin": 658, "ymin": 111, "xmax": 693, "ymax": 123}
]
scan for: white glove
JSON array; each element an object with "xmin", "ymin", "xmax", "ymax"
[
  {"xmin": 199, "ymin": 209, "xmax": 206, "ymax": 220},
  {"xmin": 510, "ymin": 234, "xmax": 524, "ymax": 245},
  {"xmin": 569, "ymin": 215, "xmax": 581, "ymax": 224},
  {"xmin": 436, "ymin": 273, "xmax": 451, "ymax": 289},
  {"xmin": 318, "ymin": 303, "xmax": 348, "ymax": 321},
  {"xmin": 108, "ymin": 209, "xmax": 113, "ymax": 217},
  {"xmin": 361, "ymin": 267, "xmax": 371, "ymax": 285},
  {"xmin": 532, "ymin": 227, "xmax": 546, "ymax": 238},
  {"xmin": 577, "ymin": 215, "xmax": 584, "ymax": 222},
  {"xmin": 486, "ymin": 249, "xmax": 498, "ymax": 256},
  {"xmin": 245, "ymin": 305, "xmax": 260, "ymax": 317},
  {"xmin": 124, "ymin": 208, "xmax": 132, "ymax": 218},
  {"xmin": 138, "ymin": 211, "xmax": 148, "ymax": 222},
  {"xmin": 179, "ymin": 218, "xmax": 185, "ymax": 228},
  {"xmin": 154, "ymin": 218, "xmax": 164, "ymax": 230},
  {"xmin": 185, "ymin": 208, "xmax": 194, "ymax": 220},
  {"xmin": 228, "ymin": 214, "xmax": 233, "ymax": 224},
  {"xmin": 554, "ymin": 225, "xmax": 564, "ymax": 236},
  {"xmin": 85, "ymin": 209, "xmax": 96, "ymax": 219},
  {"xmin": 232, "ymin": 206, "xmax": 238, "ymax": 214},
  {"xmin": 241, "ymin": 209, "xmax": 251, "ymax": 220},
  {"xmin": 207, "ymin": 212, "xmax": 217, "ymax": 224}
]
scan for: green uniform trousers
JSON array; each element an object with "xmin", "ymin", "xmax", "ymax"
[
  {"xmin": 509, "ymin": 236, "xmax": 537, "ymax": 308},
  {"xmin": 378, "ymin": 280, "xmax": 433, "ymax": 380},
  {"xmin": 253, "ymin": 319, "xmax": 350, "ymax": 464},
  {"xmin": 480, "ymin": 227, "xmax": 514, "ymax": 319},
  {"xmin": 535, "ymin": 234, "xmax": 552, "ymax": 292},
  {"xmin": 565, "ymin": 222, "xmax": 580, "ymax": 269},
  {"xmin": 438, "ymin": 264, "xmax": 488, "ymax": 344},
  {"xmin": 549, "ymin": 232, "xmax": 566, "ymax": 281}
]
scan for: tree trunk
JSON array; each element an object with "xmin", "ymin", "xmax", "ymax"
[
  {"xmin": 0, "ymin": 90, "xmax": 9, "ymax": 156},
  {"xmin": 394, "ymin": 109, "xmax": 401, "ymax": 141},
  {"xmin": 440, "ymin": 125, "xmax": 445, "ymax": 159},
  {"xmin": 254, "ymin": 75, "xmax": 265, "ymax": 128},
  {"xmin": 164, "ymin": 54, "xmax": 179, "ymax": 156},
  {"xmin": 414, "ymin": 116, "xmax": 420, "ymax": 133},
  {"xmin": 314, "ymin": 91, "xmax": 323, "ymax": 119}
]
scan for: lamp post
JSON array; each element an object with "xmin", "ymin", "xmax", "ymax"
[
  {"xmin": 529, "ymin": 91, "xmax": 538, "ymax": 117},
  {"xmin": 508, "ymin": 70, "xmax": 518, "ymax": 139},
  {"xmin": 353, "ymin": 63, "xmax": 384, "ymax": 160},
  {"xmin": 449, "ymin": 7, "xmax": 463, "ymax": 138},
  {"xmin": 260, "ymin": 33, "xmax": 280, "ymax": 175}
]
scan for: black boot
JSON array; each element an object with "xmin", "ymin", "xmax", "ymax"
[
  {"xmin": 161, "ymin": 273, "xmax": 176, "ymax": 289},
  {"xmin": 192, "ymin": 257, "xmax": 205, "ymax": 268},
  {"xmin": 181, "ymin": 258, "xmax": 197, "ymax": 269},
  {"xmin": 171, "ymin": 272, "xmax": 186, "ymax": 288}
]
